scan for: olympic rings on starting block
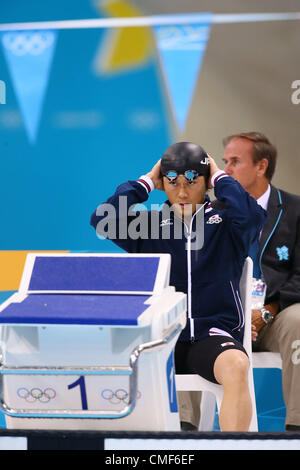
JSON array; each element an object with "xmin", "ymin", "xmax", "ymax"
[
  {"xmin": 101, "ymin": 388, "xmax": 141, "ymax": 405},
  {"xmin": 17, "ymin": 387, "xmax": 56, "ymax": 403}
]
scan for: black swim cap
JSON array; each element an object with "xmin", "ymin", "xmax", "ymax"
[{"xmin": 161, "ymin": 142, "xmax": 210, "ymax": 181}]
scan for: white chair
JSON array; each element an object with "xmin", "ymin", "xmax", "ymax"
[
  {"xmin": 252, "ymin": 352, "xmax": 282, "ymax": 369},
  {"xmin": 175, "ymin": 257, "xmax": 258, "ymax": 431}
]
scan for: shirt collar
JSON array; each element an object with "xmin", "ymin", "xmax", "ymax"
[{"xmin": 257, "ymin": 184, "xmax": 271, "ymax": 211}]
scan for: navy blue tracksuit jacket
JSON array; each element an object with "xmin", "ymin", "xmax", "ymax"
[{"xmin": 90, "ymin": 174, "xmax": 267, "ymax": 344}]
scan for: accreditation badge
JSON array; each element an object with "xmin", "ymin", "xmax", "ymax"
[{"xmin": 251, "ymin": 278, "xmax": 267, "ymax": 309}]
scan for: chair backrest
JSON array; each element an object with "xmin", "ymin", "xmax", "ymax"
[{"xmin": 239, "ymin": 256, "xmax": 253, "ymax": 357}]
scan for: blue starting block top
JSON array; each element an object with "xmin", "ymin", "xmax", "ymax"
[
  {"xmin": 0, "ymin": 293, "xmax": 151, "ymax": 326},
  {"xmin": 27, "ymin": 255, "xmax": 160, "ymax": 293},
  {"xmin": 20, "ymin": 254, "xmax": 170, "ymax": 295},
  {"xmin": 0, "ymin": 254, "xmax": 171, "ymax": 327}
]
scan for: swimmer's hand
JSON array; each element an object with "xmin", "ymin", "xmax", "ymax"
[{"xmin": 146, "ymin": 159, "xmax": 164, "ymax": 191}]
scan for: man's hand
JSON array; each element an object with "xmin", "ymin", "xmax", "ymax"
[
  {"xmin": 252, "ymin": 309, "xmax": 266, "ymax": 337},
  {"xmin": 251, "ymin": 301, "xmax": 279, "ymax": 340},
  {"xmin": 145, "ymin": 159, "xmax": 164, "ymax": 191},
  {"xmin": 252, "ymin": 323, "xmax": 258, "ymax": 342}
]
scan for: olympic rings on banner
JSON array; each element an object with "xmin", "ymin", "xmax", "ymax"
[
  {"xmin": 101, "ymin": 388, "xmax": 141, "ymax": 405},
  {"xmin": 17, "ymin": 387, "xmax": 56, "ymax": 403},
  {"xmin": 2, "ymin": 32, "xmax": 55, "ymax": 57}
]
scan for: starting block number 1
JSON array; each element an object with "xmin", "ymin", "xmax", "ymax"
[{"xmin": 68, "ymin": 376, "xmax": 88, "ymax": 410}]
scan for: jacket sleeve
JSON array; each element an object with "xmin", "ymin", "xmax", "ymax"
[
  {"xmin": 90, "ymin": 180, "xmax": 151, "ymax": 253},
  {"xmin": 212, "ymin": 171, "xmax": 268, "ymax": 251}
]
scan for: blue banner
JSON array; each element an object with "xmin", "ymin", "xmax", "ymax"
[
  {"xmin": 1, "ymin": 30, "xmax": 57, "ymax": 143},
  {"xmin": 153, "ymin": 15, "xmax": 212, "ymax": 133}
]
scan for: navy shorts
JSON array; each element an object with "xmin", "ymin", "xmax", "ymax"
[{"xmin": 175, "ymin": 335, "xmax": 248, "ymax": 384}]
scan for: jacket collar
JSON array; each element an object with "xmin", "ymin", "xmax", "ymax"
[{"xmin": 259, "ymin": 185, "xmax": 283, "ymax": 254}]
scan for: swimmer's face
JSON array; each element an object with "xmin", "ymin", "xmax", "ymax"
[{"xmin": 163, "ymin": 174, "xmax": 206, "ymax": 218}]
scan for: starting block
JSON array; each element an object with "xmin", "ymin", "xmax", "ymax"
[{"xmin": 0, "ymin": 253, "xmax": 186, "ymax": 431}]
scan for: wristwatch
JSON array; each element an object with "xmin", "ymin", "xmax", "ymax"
[{"xmin": 261, "ymin": 307, "xmax": 274, "ymax": 324}]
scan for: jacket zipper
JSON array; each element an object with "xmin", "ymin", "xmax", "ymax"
[
  {"xmin": 176, "ymin": 203, "xmax": 207, "ymax": 342},
  {"xmin": 186, "ymin": 232, "xmax": 194, "ymax": 341}
]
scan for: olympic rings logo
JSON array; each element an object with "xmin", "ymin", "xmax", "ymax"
[
  {"xmin": 17, "ymin": 387, "xmax": 56, "ymax": 404},
  {"xmin": 101, "ymin": 388, "xmax": 141, "ymax": 405},
  {"xmin": 2, "ymin": 32, "xmax": 55, "ymax": 56}
]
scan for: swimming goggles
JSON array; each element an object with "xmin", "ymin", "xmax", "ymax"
[{"xmin": 164, "ymin": 169, "xmax": 199, "ymax": 182}]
